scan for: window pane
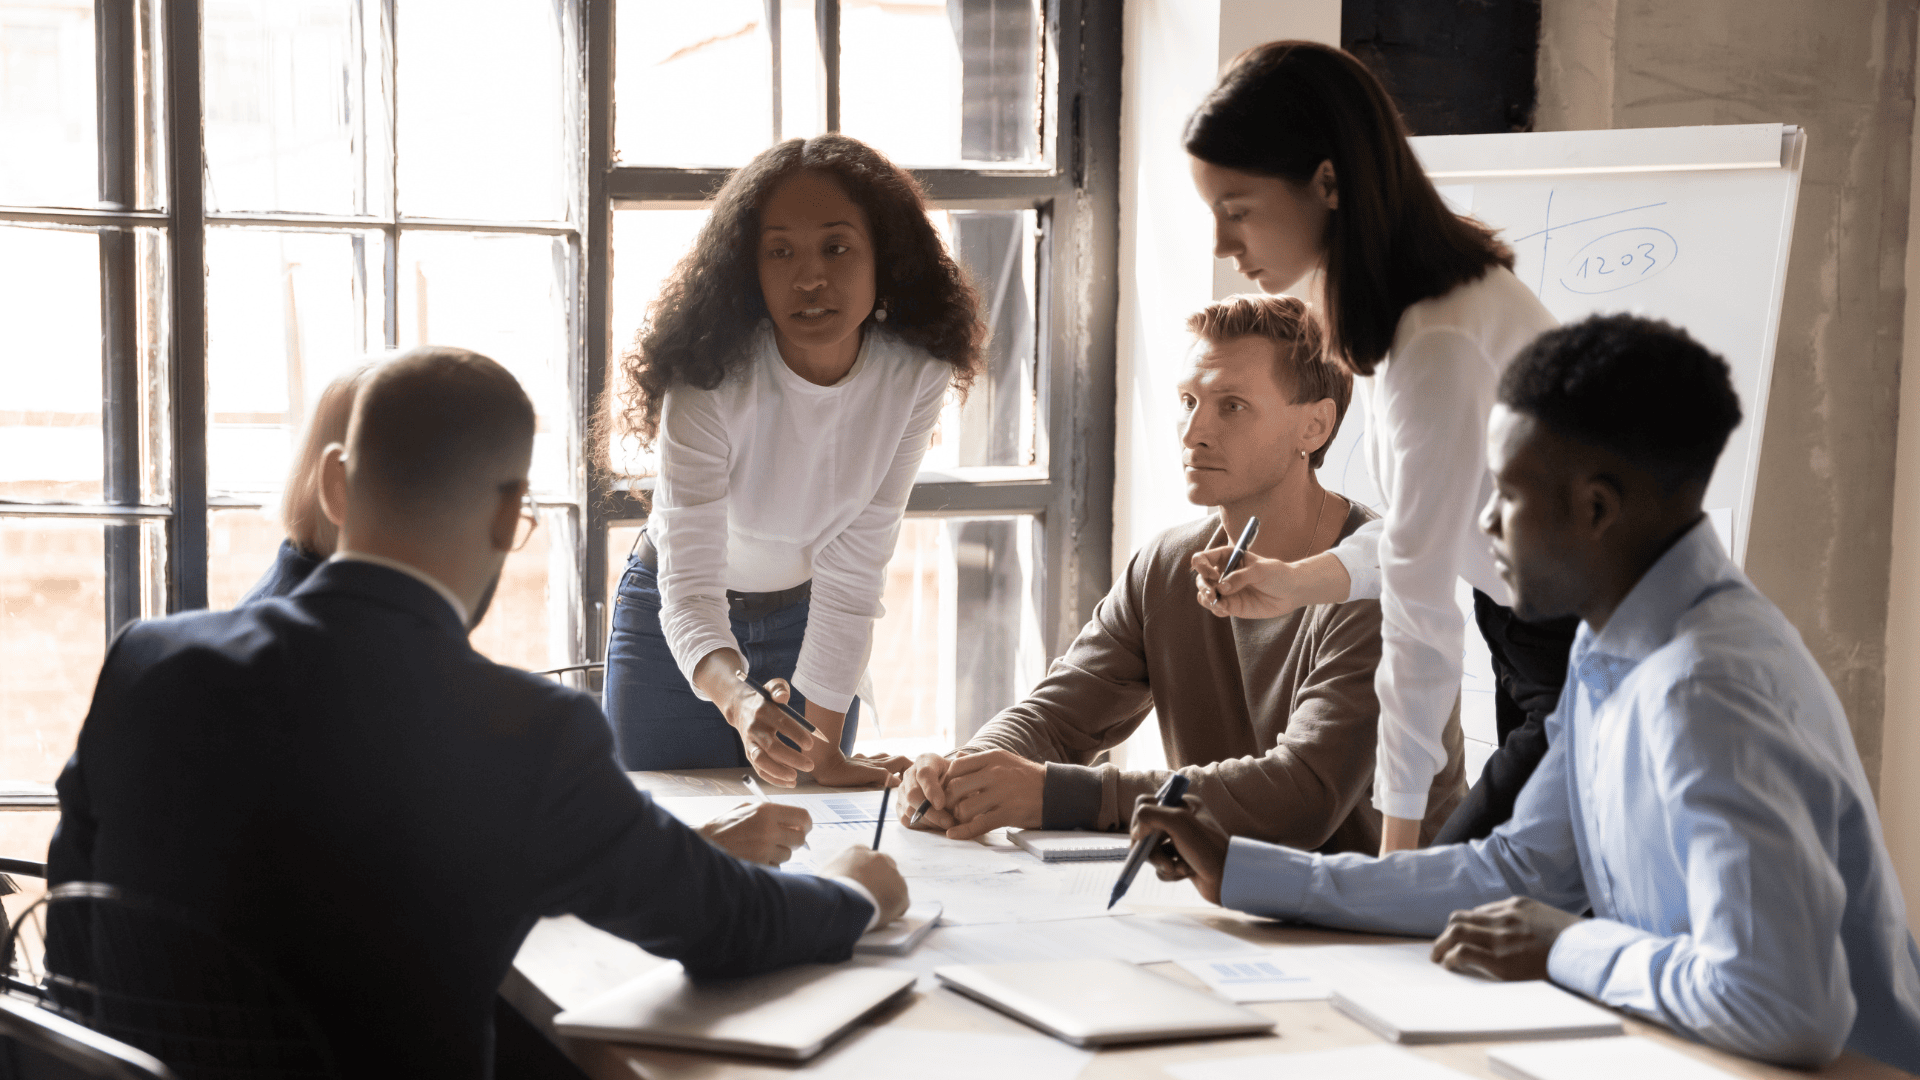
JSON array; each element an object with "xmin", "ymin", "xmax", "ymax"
[
  {"xmin": 840, "ymin": 0, "xmax": 1041, "ymax": 167},
  {"xmin": 0, "ymin": 0, "xmax": 95, "ymax": 207},
  {"xmin": 397, "ymin": 231, "xmax": 573, "ymax": 496},
  {"xmin": 0, "ymin": 225, "xmax": 101, "ymax": 503},
  {"xmin": 609, "ymin": 208, "xmax": 709, "ymax": 478},
  {"xmin": 469, "ymin": 505, "xmax": 577, "ymax": 672},
  {"xmin": 0, "ymin": 518, "xmax": 105, "ymax": 785},
  {"xmin": 866, "ymin": 515, "xmax": 1043, "ymax": 750},
  {"xmin": 397, "ymin": 0, "xmax": 570, "ymax": 221},
  {"xmin": 208, "ymin": 506, "xmax": 284, "ymax": 610},
  {"xmin": 205, "ymin": 227, "xmax": 383, "ymax": 500},
  {"xmin": 921, "ymin": 209, "xmax": 1038, "ymax": 471},
  {"xmin": 616, "ymin": 0, "xmax": 773, "ymax": 166},
  {"xmin": 203, "ymin": 0, "xmax": 377, "ymax": 215}
]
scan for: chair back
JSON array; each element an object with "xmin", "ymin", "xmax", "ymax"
[
  {"xmin": 3, "ymin": 884, "xmax": 335, "ymax": 1080},
  {"xmin": 0, "ymin": 995, "xmax": 175, "ymax": 1080}
]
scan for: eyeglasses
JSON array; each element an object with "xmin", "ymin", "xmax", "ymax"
[{"xmin": 513, "ymin": 492, "xmax": 541, "ymax": 551}]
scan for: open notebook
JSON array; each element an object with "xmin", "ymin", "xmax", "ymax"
[{"xmin": 1489, "ymin": 1036, "xmax": 1744, "ymax": 1080}]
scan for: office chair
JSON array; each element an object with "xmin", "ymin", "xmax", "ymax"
[
  {"xmin": 4, "ymin": 883, "xmax": 337, "ymax": 1080},
  {"xmin": 0, "ymin": 994, "xmax": 176, "ymax": 1080}
]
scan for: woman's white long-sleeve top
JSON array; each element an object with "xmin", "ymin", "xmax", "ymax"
[
  {"xmin": 1326, "ymin": 267, "xmax": 1558, "ymax": 821},
  {"xmin": 649, "ymin": 326, "xmax": 950, "ymax": 713}
]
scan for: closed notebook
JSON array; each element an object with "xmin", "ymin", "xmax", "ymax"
[
  {"xmin": 853, "ymin": 901, "xmax": 941, "ymax": 956},
  {"xmin": 1330, "ymin": 980, "xmax": 1623, "ymax": 1044},
  {"xmin": 1489, "ymin": 1036, "xmax": 1743, "ymax": 1080},
  {"xmin": 934, "ymin": 959, "xmax": 1274, "ymax": 1047},
  {"xmin": 1010, "ymin": 830, "xmax": 1131, "ymax": 862},
  {"xmin": 552, "ymin": 963, "xmax": 914, "ymax": 1062}
]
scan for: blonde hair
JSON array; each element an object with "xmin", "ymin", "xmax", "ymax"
[
  {"xmin": 281, "ymin": 363, "xmax": 375, "ymax": 556},
  {"xmin": 1186, "ymin": 294, "xmax": 1350, "ymax": 468}
]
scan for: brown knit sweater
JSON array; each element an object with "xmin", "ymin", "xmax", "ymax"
[{"xmin": 960, "ymin": 503, "xmax": 1466, "ymax": 854}]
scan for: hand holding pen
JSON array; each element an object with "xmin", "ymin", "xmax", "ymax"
[{"xmin": 729, "ymin": 668, "xmax": 818, "ymax": 787}]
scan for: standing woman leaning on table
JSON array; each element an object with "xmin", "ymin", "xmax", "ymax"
[
  {"xmin": 604, "ymin": 134, "xmax": 985, "ymax": 788},
  {"xmin": 1185, "ymin": 42, "xmax": 1577, "ymax": 853}
]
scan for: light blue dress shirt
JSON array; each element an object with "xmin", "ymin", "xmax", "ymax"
[{"xmin": 1220, "ymin": 519, "xmax": 1920, "ymax": 1071}]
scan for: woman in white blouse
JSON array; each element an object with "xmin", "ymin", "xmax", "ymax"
[
  {"xmin": 1186, "ymin": 42, "xmax": 1579, "ymax": 853},
  {"xmin": 604, "ymin": 135, "xmax": 984, "ymax": 788}
]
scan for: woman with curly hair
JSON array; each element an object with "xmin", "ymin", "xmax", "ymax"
[{"xmin": 604, "ymin": 134, "xmax": 984, "ymax": 789}]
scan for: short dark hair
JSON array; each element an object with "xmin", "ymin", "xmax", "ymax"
[
  {"xmin": 1186, "ymin": 294, "xmax": 1350, "ymax": 468},
  {"xmin": 1499, "ymin": 314, "xmax": 1742, "ymax": 489},
  {"xmin": 350, "ymin": 347, "xmax": 535, "ymax": 512},
  {"xmin": 1184, "ymin": 41, "xmax": 1512, "ymax": 377}
]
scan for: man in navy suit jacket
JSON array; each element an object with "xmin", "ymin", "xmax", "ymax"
[{"xmin": 48, "ymin": 347, "xmax": 907, "ymax": 1078}]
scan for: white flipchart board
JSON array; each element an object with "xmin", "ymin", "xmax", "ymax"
[{"xmin": 1314, "ymin": 123, "xmax": 1806, "ymax": 756}]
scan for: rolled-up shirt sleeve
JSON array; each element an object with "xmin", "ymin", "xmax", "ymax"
[
  {"xmin": 1371, "ymin": 329, "xmax": 1495, "ymax": 821},
  {"xmin": 652, "ymin": 388, "xmax": 741, "ymax": 699},
  {"xmin": 1546, "ymin": 675, "xmax": 1856, "ymax": 1067},
  {"xmin": 791, "ymin": 368, "xmax": 947, "ymax": 713},
  {"xmin": 1328, "ymin": 516, "xmax": 1382, "ymax": 602}
]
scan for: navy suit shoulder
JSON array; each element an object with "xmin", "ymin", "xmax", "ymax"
[{"xmin": 50, "ymin": 560, "xmax": 872, "ymax": 1080}]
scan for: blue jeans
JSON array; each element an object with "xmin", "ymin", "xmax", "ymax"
[{"xmin": 603, "ymin": 552, "xmax": 860, "ymax": 771}]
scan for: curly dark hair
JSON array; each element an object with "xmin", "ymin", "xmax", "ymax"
[
  {"xmin": 1501, "ymin": 313, "xmax": 1743, "ymax": 490},
  {"xmin": 610, "ymin": 134, "xmax": 985, "ymax": 452}
]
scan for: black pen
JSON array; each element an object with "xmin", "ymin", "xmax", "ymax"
[
  {"xmin": 1109, "ymin": 773, "xmax": 1191, "ymax": 909},
  {"xmin": 1220, "ymin": 515, "xmax": 1260, "ymax": 579},
  {"xmin": 873, "ymin": 786, "xmax": 891, "ymax": 850},
  {"xmin": 735, "ymin": 670, "xmax": 818, "ymax": 733},
  {"xmin": 908, "ymin": 797, "xmax": 933, "ymax": 826}
]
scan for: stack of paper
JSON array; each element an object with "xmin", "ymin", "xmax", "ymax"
[
  {"xmin": 1488, "ymin": 1036, "xmax": 1744, "ymax": 1080},
  {"xmin": 1009, "ymin": 829, "xmax": 1131, "ymax": 862},
  {"xmin": 1331, "ymin": 980, "xmax": 1623, "ymax": 1044},
  {"xmin": 1166, "ymin": 1043, "xmax": 1478, "ymax": 1080}
]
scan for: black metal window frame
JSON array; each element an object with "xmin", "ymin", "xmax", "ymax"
[
  {"xmin": 583, "ymin": 0, "xmax": 1121, "ymax": 666},
  {"xmin": 2, "ymin": 0, "xmax": 1119, "ymax": 680}
]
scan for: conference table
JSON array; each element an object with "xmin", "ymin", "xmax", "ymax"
[{"xmin": 504, "ymin": 769, "xmax": 1911, "ymax": 1080}]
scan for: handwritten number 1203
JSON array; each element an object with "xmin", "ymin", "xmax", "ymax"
[
  {"xmin": 1560, "ymin": 227, "xmax": 1677, "ymax": 295},
  {"xmin": 1574, "ymin": 242, "xmax": 1657, "ymax": 280}
]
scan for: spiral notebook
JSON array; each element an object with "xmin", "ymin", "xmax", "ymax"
[{"xmin": 1009, "ymin": 830, "xmax": 1131, "ymax": 862}]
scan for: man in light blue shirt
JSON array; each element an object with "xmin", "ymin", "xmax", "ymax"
[{"xmin": 1133, "ymin": 314, "xmax": 1920, "ymax": 1071}]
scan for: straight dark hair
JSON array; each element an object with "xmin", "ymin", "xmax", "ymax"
[{"xmin": 1184, "ymin": 41, "xmax": 1513, "ymax": 376}]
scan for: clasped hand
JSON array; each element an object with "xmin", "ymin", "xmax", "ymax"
[{"xmin": 897, "ymin": 750, "xmax": 1045, "ymax": 840}]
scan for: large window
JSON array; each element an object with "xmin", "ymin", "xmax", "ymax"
[{"xmin": 0, "ymin": 0, "xmax": 1118, "ymax": 835}]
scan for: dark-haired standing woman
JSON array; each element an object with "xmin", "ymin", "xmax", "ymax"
[
  {"xmin": 604, "ymin": 134, "xmax": 984, "ymax": 788},
  {"xmin": 1187, "ymin": 42, "xmax": 1578, "ymax": 853}
]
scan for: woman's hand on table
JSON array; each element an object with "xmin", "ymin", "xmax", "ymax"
[
  {"xmin": 1133, "ymin": 793, "xmax": 1230, "ymax": 905},
  {"xmin": 697, "ymin": 801, "xmax": 812, "ymax": 866},
  {"xmin": 809, "ymin": 750, "xmax": 909, "ymax": 788}
]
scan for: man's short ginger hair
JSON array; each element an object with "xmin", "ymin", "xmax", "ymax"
[
  {"xmin": 1187, "ymin": 294, "xmax": 1351, "ymax": 468},
  {"xmin": 347, "ymin": 347, "xmax": 536, "ymax": 517}
]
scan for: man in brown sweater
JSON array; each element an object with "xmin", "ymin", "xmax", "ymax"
[{"xmin": 900, "ymin": 295, "xmax": 1466, "ymax": 853}]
